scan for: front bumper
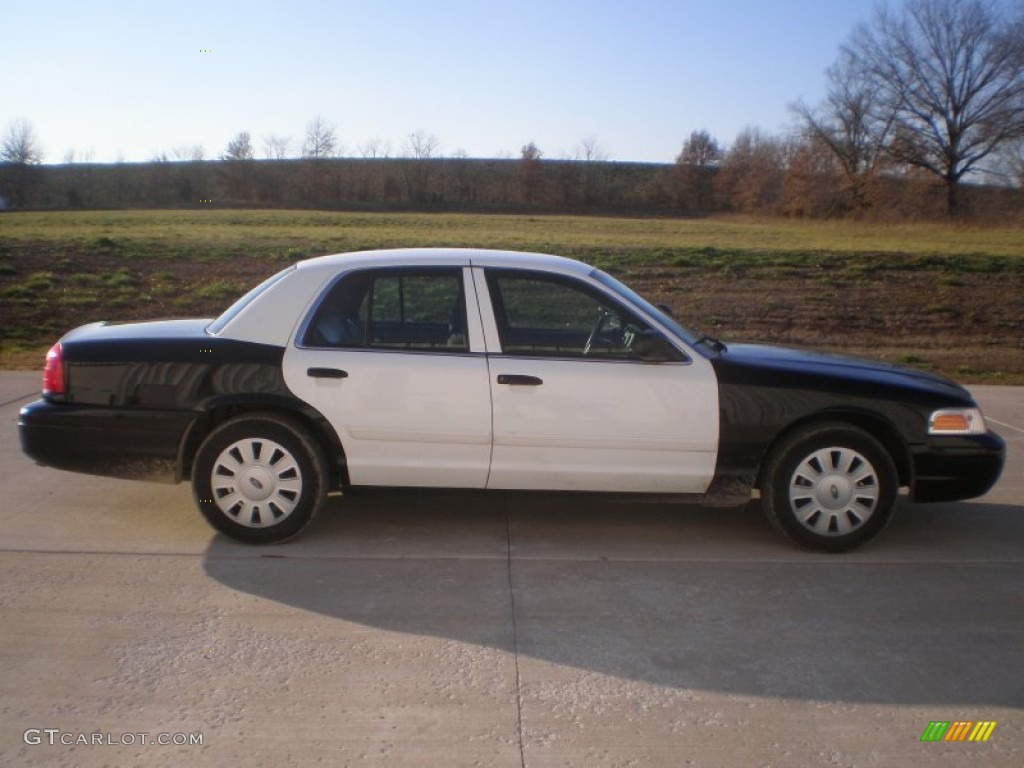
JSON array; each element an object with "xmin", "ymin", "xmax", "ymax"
[
  {"xmin": 18, "ymin": 399, "xmax": 196, "ymax": 483},
  {"xmin": 910, "ymin": 432, "xmax": 1006, "ymax": 503}
]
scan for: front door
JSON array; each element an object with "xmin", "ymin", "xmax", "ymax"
[{"xmin": 477, "ymin": 268, "xmax": 719, "ymax": 493}]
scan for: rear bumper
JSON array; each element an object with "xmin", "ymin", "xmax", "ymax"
[
  {"xmin": 910, "ymin": 432, "xmax": 1006, "ymax": 503},
  {"xmin": 18, "ymin": 399, "xmax": 196, "ymax": 483}
]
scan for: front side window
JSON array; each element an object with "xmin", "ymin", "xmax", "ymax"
[
  {"xmin": 590, "ymin": 268, "xmax": 701, "ymax": 348},
  {"xmin": 486, "ymin": 270, "xmax": 667, "ymax": 360},
  {"xmin": 303, "ymin": 269, "xmax": 468, "ymax": 351}
]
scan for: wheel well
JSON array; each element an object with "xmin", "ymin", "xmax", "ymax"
[
  {"xmin": 755, "ymin": 411, "xmax": 911, "ymax": 490},
  {"xmin": 179, "ymin": 403, "xmax": 348, "ymax": 490}
]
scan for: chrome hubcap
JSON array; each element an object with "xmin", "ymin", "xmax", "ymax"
[
  {"xmin": 788, "ymin": 447, "xmax": 879, "ymax": 536},
  {"xmin": 211, "ymin": 438, "xmax": 302, "ymax": 528}
]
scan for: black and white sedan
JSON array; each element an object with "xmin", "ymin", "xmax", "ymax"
[{"xmin": 18, "ymin": 248, "xmax": 1005, "ymax": 551}]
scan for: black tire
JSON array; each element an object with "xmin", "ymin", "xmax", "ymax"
[
  {"xmin": 761, "ymin": 422, "xmax": 898, "ymax": 552},
  {"xmin": 192, "ymin": 413, "xmax": 328, "ymax": 544}
]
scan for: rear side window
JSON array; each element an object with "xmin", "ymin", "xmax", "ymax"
[{"xmin": 303, "ymin": 268, "xmax": 468, "ymax": 352}]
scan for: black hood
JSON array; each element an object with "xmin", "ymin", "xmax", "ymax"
[{"xmin": 711, "ymin": 342, "xmax": 973, "ymax": 404}]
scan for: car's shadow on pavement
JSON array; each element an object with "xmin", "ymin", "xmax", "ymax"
[{"xmin": 202, "ymin": 491, "xmax": 1024, "ymax": 708}]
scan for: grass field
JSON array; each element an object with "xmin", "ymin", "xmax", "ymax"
[
  {"xmin": 2, "ymin": 208, "xmax": 1024, "ymax": 256},
  {"xmin": 1, "ymin": 209, "xmax": 1022, "ymax": 381}
]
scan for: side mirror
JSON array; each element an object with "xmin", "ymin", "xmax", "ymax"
[{"xmin": 631, "ymin": 330, "xmax": 682, "ymax": 363}]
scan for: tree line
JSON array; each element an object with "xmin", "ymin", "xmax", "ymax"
[
  {"xmin": 2, "ymin": 137, "xmax": 1020, "ymax": 222},
  {"xmin": 2, "ymin": 0, "xmax": 1022, "ymax": 220}
]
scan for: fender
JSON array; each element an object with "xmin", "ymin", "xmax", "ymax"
[{"xmin": 178, "ymin": 391, "xmax": 348, "ymax": 488}]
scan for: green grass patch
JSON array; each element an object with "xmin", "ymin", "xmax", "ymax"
[
  {"xmin": 193, "ymin": 280, "xmax": 245, "ymax": 300},
  {"xmin": 60, "ymin": 294, "xmax": 100, "ymax": 307},
  {"xmin": 88, "ymin": 235, "xmax": 119, "ymax": 249},
  {"xmin": 2, "ymin": 271, "xmax": 55, "ymax": 298},
  {"xmin": 66, "ymin": 273, "xmax": 103, "ymax": 287},
  {"xmin": 105, "ymin": 268, "xmax": 136, "ymax": 288}
]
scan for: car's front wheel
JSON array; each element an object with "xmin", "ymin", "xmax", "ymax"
[
  {"xmin": 761, "ymin": 423, "xmax": 898, "ymax": 552},
  {"xmin": 192, "ymin": 413, "xmax": 327, "ymax": 544}
]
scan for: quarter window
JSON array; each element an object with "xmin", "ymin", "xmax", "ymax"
[{"xmin": 304, "ymin": 269, "xmax": 468, "ymax": 351}]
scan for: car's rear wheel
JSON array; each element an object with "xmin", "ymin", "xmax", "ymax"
[
  {"xmin": 192, "ymin": 414, "xmax": 327, "ymax": 544},
  {"xmin": 762, "ymin": 423, "xmax": 898, "ymax": 552}
]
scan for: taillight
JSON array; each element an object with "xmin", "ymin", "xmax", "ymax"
[{"xmin": 42, "ymin": 342, "xmax": 65, "ymax": 397}]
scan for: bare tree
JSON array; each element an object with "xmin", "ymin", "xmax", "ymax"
[
  {"xmin": 221, "ymin": 132, "xmax": 255, "ymax": 202},
  {"xmin": 358, "ymin": 138, "xmax": 390, "ymax": 159},
  {"xmin": 1, "ymin": 118, "xmax": 44, "ymax": 164},
  {"xmin": 403, "ymin": 130, "xmax": 440, "ymax": 160},
  {"xmin": 222, "ymin": 131, "xmax": 254, "ymax": 162},
  {"xmin": 715, "ymin": 128, "xmax": 786, "ymax": 214},
  {"xmin": 402, "ymin": 131, "xmax": 440, "ymax": 203},
  {"xmin": 160, "ymin": 145, "xmax": 206, "ymax": 203},
  {"xmin": 170, "ymin": 145, "xmax": 205, "ymax": 162},
  {"xmin": 263, "ymin": 134, "xmax": 291, "ymax": 160},
  {"xmin": 516, "ymin": 142, "xmax": 546, "ymax": 205},
  {"xmin": 302, "ymin": 116, "xmax": 337, "ymax": 159},
  {"xmin": 60, "ymin": 146, "xmax": 99, "ymax": 207},
  {"xmin": 677, "ymin": 129, "xmax": 722, "ymax": 167},
  {"xmin": 780, "ymin": 135, "xmax": 847, "ymax": 217},
  {"xmin": 61, "ymin": 147, "xmax": 95, "ymax": 165},
  {"xmin": 299, "ymin": 117, "xmax": 338, "ymax": 205},
  {"xmin": 447, "ymin": 149, "xmax": 475, "ymax": 203},
  {"xmin": 998, "ymin": 136, "xmax": 1024, "ymax": 188},
  {"xmin": 575, "ymin": 135, "xmax": 610, "ymax": 205},
  {"xmin": 792, "ymin": 47, "xmax": 896, "ymax": 211},
  {"xmin": 256, "ymin": 135, "xmax": 290, "ymax": 204},
  {"xmin": 847, "ymin": 0, "xmax": 1024, "ymax": 216},
  {"xmin": 675, "ymin": 129, "xmax": 722, "ymax": 211},
  {"xmin": 1, "ymin": 118, "xmax": 44, "ymax": 207},
  {"xmin": 575, "ymin": 135, "xmax": 609, "ymax": 162}
]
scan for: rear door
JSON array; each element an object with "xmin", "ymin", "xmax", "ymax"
[
  {"xmin": 477, "ymin": 267, "xmax": 719, "ymax": 493},
  {"xmin": 283, "ymin": 266, "xmax": 492, "ymax": 488}
]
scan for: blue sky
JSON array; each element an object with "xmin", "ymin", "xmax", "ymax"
[{"xmin": 2, "ymin": 0, "xmax": 883, "ymax": 164}]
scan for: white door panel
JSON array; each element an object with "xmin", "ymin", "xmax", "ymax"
[
  {"xmin": 479, "ymin": 265, "xmax": 720, "ymax": 494},
  {"xmin": 282, "ymin": 265, "xmax": 491, "ymax": 488},
  {"xmin": 488, "ymin": 357, "xmax": 719, "ymax": 493},
  {"xmin": 283, "ymin": 349, "xmax": 492, "ymax": 487}
]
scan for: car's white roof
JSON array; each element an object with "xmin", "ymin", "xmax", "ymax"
[
  {"xmin": 295, "ymin": 248, "xmax": 594, "ymax": 278},
  {"xmin": 217, "ymin": 248, "xmax": 598, "ymax": 346}
]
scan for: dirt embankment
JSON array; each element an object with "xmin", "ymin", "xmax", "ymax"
[
  {"xmin": 2, "ymin": 243, "xmax": 1022, "ymax": 382},
  {"xmin": 628, "ymin": 263, "xmax": 1024, "ymax": 380}
]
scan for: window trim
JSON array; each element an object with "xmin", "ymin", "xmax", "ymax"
[
  {"xmin": 482, "ymin": 267, "xmax": 688, "ymax": 363},
  {"xmin": 294, "ymin": 266, "xmax": 477, "ymax": 354}
]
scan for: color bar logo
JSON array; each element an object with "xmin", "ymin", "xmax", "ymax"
[{"xmin": 920, "ymin": 721, "xmax": 997, "ymax": 742}]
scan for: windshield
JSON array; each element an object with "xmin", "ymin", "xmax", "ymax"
[
  {"xmin": 206, "ymin": 265, "xmax": 296, "ymax": 335},
  {"xmin": 590, "ymin": 268, "xmax": 701, "ymax": 347}
]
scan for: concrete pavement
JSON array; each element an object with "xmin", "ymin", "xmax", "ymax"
[{"xmin": 1, "ymin": 372, "xmax": 1021, "ymax": 766}]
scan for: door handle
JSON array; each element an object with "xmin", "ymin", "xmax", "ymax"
[
  {"xmin": 307, "ymin": 367, "xmax": 349, "ymax": 379},
  {"xmin": 497, "ymin": 374, "xmax": 543, "ymax": 386}
]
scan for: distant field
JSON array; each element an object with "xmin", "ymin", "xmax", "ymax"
[
  {"xmin": 2, "ymin": 208, "xmax": 1023, "ymax": 257},
  {"xmin": 1, "ymin": 209, "xmax": 1022, "ymax": 381}
]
